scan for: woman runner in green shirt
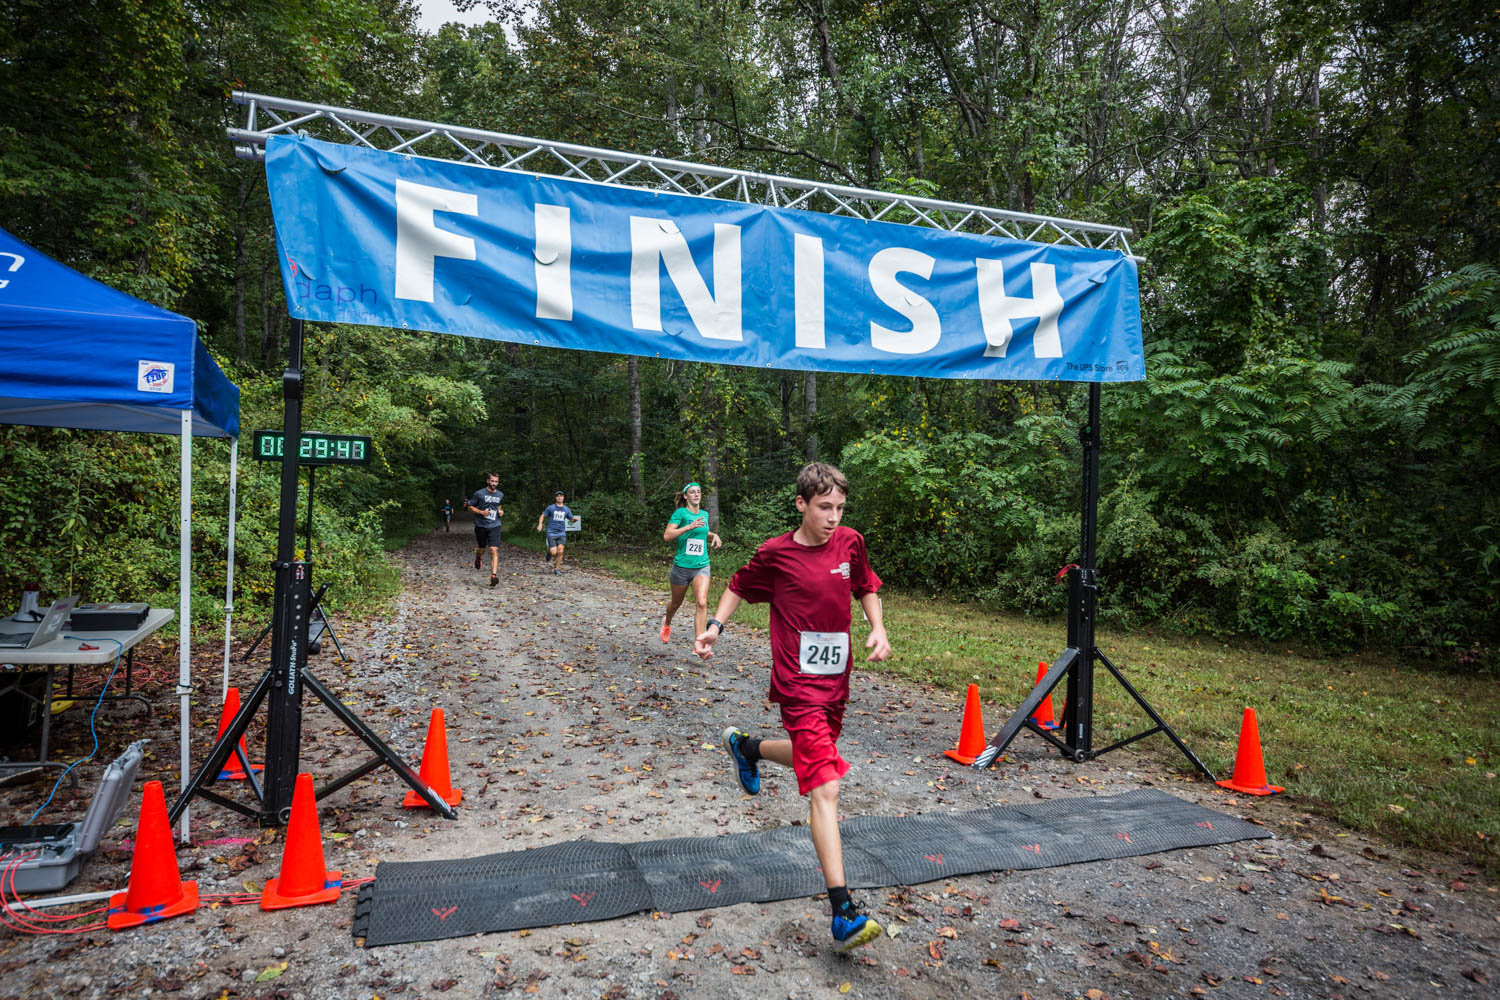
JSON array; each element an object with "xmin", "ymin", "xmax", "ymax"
[{"xmin": 660, "ymin": 482, "xmax": 722, "ymax": 643}]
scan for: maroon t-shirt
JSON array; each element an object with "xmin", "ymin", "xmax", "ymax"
[{"xmin": 727, "ymin": 525, "xmax": 882, "ymax": 705}]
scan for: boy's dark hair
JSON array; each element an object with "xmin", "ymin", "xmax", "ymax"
[{"xmin": 796, "ymin": 462, "xmax": 848, "ymax": 502}]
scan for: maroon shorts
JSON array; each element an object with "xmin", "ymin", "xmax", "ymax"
[{"xmin": 779, "ymin": 701, "xmax": 849, "ymax": 795}]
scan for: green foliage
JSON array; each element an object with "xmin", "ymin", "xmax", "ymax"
[
  {"xmin": 726, "ymin": 487, "xmax": 801, "ymax": 546},
  {"xmin": 840, "ymin": 425, "xmax": 1068, "ymax": 598},
  {"xmin": 2, "ymin": 0, "xmax": 1497, "ymax": 670},
  {"xmin": 1379, "ymin": 263, "xmax": 1500, "ymax": 454},
  {"xmin": 569, "ymin": 491, "xmax": 651, "ymax": 544}
]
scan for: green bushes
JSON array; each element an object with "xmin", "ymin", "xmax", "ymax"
[
  {"xmin": 825, "ymin": 421, "xmax": 1488, "ymax": 664},
  {"xmin": 724, "ymin": 486, "xmax": 801, "ymax": 545},
  {"xmin": 568, "ymin": 491, "xmax": 652, "ymax": 544},
  {"xmin": 840, "ymin": 425, "xmax": 1066, "ymax": 598},
  {"xmin": 0, "ymin": 423, "xmax": 399, "ymax": 627}
]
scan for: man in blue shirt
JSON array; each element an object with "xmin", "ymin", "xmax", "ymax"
[
  {"xmin": 466, "ymin": 473, "xmax": 504, "ymax": 586},
  {"xmin": 536, "ymin": 491, "xmax": 578, "ymax": 575}
]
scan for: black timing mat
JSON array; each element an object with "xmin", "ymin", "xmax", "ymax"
[{"xmin": 352, "ymin": 789, "xmax": 1268, "ymax": 946}]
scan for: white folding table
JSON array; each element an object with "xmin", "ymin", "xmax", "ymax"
[{"xmin": 0, "ymin": 608, "xmax": 174, "ymax": 780}]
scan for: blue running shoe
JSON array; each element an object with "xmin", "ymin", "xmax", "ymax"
[
  {"xmin": 831, "ymin": 906, "xmax": 882, "ymax": 952},
  {"xmin": 722, "ymin": 726, "xmax": 760, "ymax": 795}
]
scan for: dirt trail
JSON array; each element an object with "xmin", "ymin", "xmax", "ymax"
[{"xmin": 1, "ymin": 529, "xmax": 1495, "ymax": 999}]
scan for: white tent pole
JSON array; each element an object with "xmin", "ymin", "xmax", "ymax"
[
  {"xmin": 178, "ymin": 409, "xmax": 193, "ymax": 843},
  {"xmin": 222, "ymin": 437, "xmax": 238, "ymax": 697}
]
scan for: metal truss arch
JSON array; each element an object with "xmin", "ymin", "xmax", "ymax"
[{"xmin": 229, "ymin": 92, "xmax": 1135, "ymax": 256}]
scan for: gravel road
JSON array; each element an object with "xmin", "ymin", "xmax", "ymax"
[{"xmin": 1, "ymin": 529, "xmax": 1494, "ymax": 1000}]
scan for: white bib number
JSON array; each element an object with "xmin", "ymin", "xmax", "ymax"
[
  {"xmin": 684, "ymin": 538, "xmax": 706, "ymax": 557},
  {"xmin": 551, "ymin": 510, "xmax": 566, "ymax": 523},
  {"xmin": 798, "ymin": 631, "xmax": 849, "ymax": 675},
  {"xmin": 485, "ymin": 508, "xmax": 496, "ymax": 520}
]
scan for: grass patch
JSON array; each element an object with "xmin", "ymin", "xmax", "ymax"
[{"xmin": 567, "ymin": 541, "xmax": 1500, "ymax": 873}]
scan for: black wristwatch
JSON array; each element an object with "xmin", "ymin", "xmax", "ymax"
[{"xmin": 707, "ymin": 618, "xmax": 725, "ymax": 635}]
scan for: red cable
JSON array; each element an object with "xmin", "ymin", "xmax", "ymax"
[
  {"xmin": 1, "ymin": 855, "xmax": 95, "ymax": 933},
  {"xmin": 202, "ymin": 873, "xmax": 372, "ymax": 906},
  {"xmin": 0, "ymin": 851, "xmax": 107, "ymax": 923},
  {"xmin": 0, "ymin": 855, "xmax": 100, "ymax": 934},
  {"xmin": 0, "ymin": 853, "xmax": 372, "ymax": 931},
  {"xmin": 0, "ymin": 853, "xmax": 107, "ymax": 934}
]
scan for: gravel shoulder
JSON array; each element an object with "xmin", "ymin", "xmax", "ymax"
[{"xmin": 1, "ymin": 528, "xmax": 1495, "ymax": 1000}]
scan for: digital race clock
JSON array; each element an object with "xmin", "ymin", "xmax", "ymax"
[{"xmin": 252, "ymin": 430, "xmax": 373, "ymax": 466}]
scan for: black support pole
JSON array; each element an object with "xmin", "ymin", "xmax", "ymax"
[
  {"xmin": 263, "ymin": 316, "xmax": 309, "ymax": 823},
  {"xmin": 170, "ymin": 314, "xmax": 457, "ymax": 828},
  {"xmin": 973, "ymin": 383, "xmax": 1214, "ymax": 780},
  {"xmin": 1063, "ymin": 382, "xmax": 1102, "ymax": 757}
]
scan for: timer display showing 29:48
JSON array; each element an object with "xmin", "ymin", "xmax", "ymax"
[{"xmin": 251, "ymin": 430, "xmax": 373, "ymax": 466}]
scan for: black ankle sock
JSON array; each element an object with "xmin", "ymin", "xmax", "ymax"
[
  {"xmin": 828, "ymin": 886, "xmax": 852, "ymax": 913},
  {"xmin": 740, "ymin": 737, "xmax": 762, "ymax": 763}
]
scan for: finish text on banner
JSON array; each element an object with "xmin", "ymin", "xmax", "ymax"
[{"xmin": 264, "ymin": 135, "xmax": 1143, "ymax": 382}]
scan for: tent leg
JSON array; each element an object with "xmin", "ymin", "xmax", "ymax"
[
  {"xmin": 178, "ymin": 410, "xmax": 194, "ymax": 843},
  {"xmin": 223, "ymin": 437, "xmax": 238, "ymax": 698}
]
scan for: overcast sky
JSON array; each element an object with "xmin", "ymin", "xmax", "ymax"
[{"xmin": 413, "ymin": 1, "xmax": 495, "ymax": 34}]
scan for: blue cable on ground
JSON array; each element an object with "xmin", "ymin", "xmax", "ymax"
[{"xmin": 24, "ymin": 636, "xmax": 125, "ymax": 825}]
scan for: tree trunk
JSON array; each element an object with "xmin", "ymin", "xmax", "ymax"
[
  {"xmin": 1311, "ymin": 70, "xmax": 1326, "ymax": 231},
  {"xmin": 232, "ymin": 176, "xmax": 247, "ymax": 363},
  {"xmin": 629, "ymin": 357, "xmax": 644, "ymax": 502},
  {"xmin": 257, "ymin": 249, "xmax": 274, "ymax": 362},
  {"xmin": 803, "ymin": 372, "xmax": 818, "ymax": 462},
  {"xmin": 259, "ymin": 234, "xmax": 284, "ymax": 363},
  {"xmin": 780, "ymin": 375, "xmax": 792, "ymax": 442},
  {"xmin": 693, "ymin": 80, "xmax": 707, "ymax": 152},
  {"xmin": 704, "ymin": 435, "xmax": 721, "ymax": 529}
]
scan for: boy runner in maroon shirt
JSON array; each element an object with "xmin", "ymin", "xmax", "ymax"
[{"xmin": 694, "ymin": 462, "xmax": 891, "ymax": 952}]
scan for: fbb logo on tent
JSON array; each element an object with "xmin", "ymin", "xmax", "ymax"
[{"xmin": 137, "ymin": 360, "xmax": 174, "ymax": 393}]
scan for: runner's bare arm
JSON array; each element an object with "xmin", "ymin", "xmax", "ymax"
[
  {"xmin": 664, "ymin": 516, "xmax": 706, "ymax": 541},
  {"xmin": 694, "ymin": 589, "xmax": 743, "ymax": 659},
  {"xmin": 860, "ymin": 593, "xmax": 891, "ymax": 661}
]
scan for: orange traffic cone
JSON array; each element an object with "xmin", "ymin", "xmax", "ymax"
[
  {"xmin": 108, "ymin": 781, "xmax": 199, "ymax": 930},
  {"xmin": 943, "ymin": 684, "xmax": 988, "ymax": 765},
  {"xmin": 261, "ymin": 774, "xmax": 342, "ymax": 909},
  {"xmin": 1216, "ymin": 708, "xmax": 1284, "ymax": 795},
  {"xmin": 214, "ymin": 687, "xmax": 262, "ymax": 781},
  {"xmin": 1030, "ymin": 662, "xmax": 1060, "ymax": 731},
  {"xmin": 402, "ymin": 708, "xmax": 463, "ymax": 809}
]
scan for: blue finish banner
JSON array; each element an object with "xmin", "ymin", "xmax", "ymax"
[{"xmin": 265, "ymin": 135, "xmax": 1143, "ymax": 382}]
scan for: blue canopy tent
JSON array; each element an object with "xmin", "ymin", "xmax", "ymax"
[{"xmin": 0, "ymin": 226, "xmax": 242, "ymax": 840}]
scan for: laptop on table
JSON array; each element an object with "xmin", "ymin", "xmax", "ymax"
[{"xmin": 0, "ymin": 596, "xmax": 79, "ymax": 649}]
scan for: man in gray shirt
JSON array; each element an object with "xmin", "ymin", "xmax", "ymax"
[{"xmin": 467, "ymin": 473, "xmax": 505, "ymax": 586}]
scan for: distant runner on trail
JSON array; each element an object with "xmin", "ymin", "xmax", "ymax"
[
  {"xmin": 536, "ymin": 491, "xmax": 578, "ymax": 575},
  {"xmin": 695, "ymin": 462, "xmax": 891, "ymax": 953},
  {"xmin": 440, "ymin": 498, "xmax": 453, "ymax": 532},
  {"xmin": 659, "ymin": 482, "xmax": 721, "ymax": 644},
  {"xmin": 466, "ymin": 473, "xmax": 504, "ymax": 587}
]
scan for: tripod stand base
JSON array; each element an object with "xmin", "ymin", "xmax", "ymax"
[
  {"xmin": 971, "ymin": 646, "xmax": 1216, "ymax": 781},
  {"xmin": 169, "ymin": 665, "xmax": 457, "ymax": 828}
]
